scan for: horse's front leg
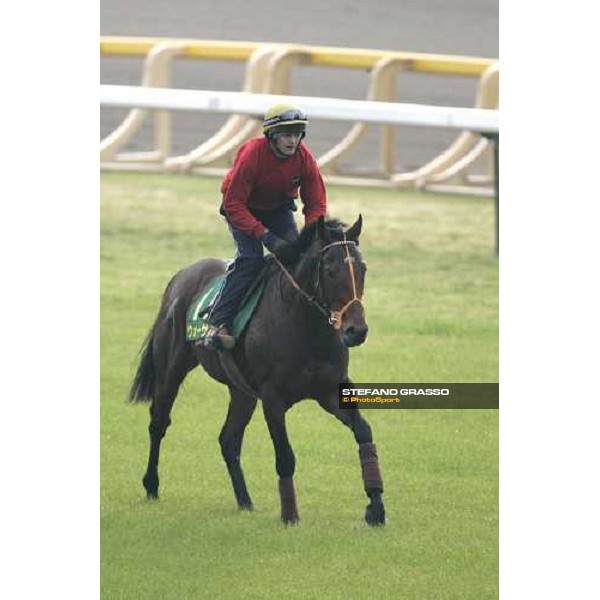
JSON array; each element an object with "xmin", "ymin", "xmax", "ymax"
[
  {"xmin": 359, "ymin": 440, "xmax": 385, "ymax": 526},
  {"xmin": 262, "ymin": 400, "xmax": 299, "ymax": 525},
  {"xmin": 219, "ymin": 387, "xmax": 257, "ymax": 510},
  {"xmin": 317, "ymin": 385, "xmax": 386, "ymax": 526}
]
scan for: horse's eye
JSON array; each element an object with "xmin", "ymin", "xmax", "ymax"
[{"xmin": 360, "ymin": 261, "xmax": 368, "ymax": 272}]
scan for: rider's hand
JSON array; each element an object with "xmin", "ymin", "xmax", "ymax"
[{"xmin": 261, "ymin": 230, "xmax": 296, "ymax": 262}]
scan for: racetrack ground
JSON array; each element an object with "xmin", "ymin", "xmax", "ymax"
[{"xmin": 101, "ymin": 171, "xmax": 498, "ymax": 599}]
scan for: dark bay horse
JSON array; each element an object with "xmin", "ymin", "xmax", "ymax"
[{"xmin": 129, "ymin": 215, "xmax": 385, "ymax": 526}]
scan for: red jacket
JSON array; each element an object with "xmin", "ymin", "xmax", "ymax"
[{"xmin": 221, "ymin": 137, "xmax": 327, "ymax": 238}]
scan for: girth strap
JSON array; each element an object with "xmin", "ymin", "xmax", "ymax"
[{"xmin": 218, "ymin": 352, "xmax": 259, "ymax": 399}]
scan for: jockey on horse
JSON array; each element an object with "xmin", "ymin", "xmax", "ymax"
[{"xmin": 200, "ymin": 103, "xmax": 328, "ymax": 350}]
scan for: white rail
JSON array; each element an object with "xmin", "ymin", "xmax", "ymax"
[{"xmin": 100, "ymin": 84, "xmax": 499, "ymax": 134}]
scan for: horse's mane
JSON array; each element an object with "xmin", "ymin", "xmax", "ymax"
[
  {"xmin": 264, "ymin": 216, "xmax": 349, "ymax": 269},
  {"xmin": 264, "ymin": 216, "xmax": 346, "ymax": 269},
  {"xmin": 293, "ymin": 216, "xmax": 347, "ymax": 254}
]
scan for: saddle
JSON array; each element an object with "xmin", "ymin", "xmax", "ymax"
[{"xmin": 185, "ymin": 259, "xmax": 271, "ymax": 343}]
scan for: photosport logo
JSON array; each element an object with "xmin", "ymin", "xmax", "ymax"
[{"xmin": 338, "ymin": 384, "xmax": 499, "ymax": 409}]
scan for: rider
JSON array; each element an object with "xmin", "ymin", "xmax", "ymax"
[{"xmin": 201, "ymin": 103, "xmax": 328, "ymax": 350}]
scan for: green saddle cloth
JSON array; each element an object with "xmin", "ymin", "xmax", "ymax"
[{"xmin": 186, "ymin": 272, "xmax": 267, "ymax": 342}]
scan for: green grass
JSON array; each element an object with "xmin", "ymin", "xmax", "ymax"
[{"xmin": 101, "ymin": 171, "xmax": 498, "ymax": 599}]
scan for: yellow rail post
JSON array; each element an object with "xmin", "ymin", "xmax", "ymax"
[
  {"xmin": 317, "ymin": 56, "xmax": 411, "ymax": 177},
  {"xmin": 391, "ymin": 62, "xmax": 499, "ymax": 195},
  {"xmin": 100, "ymin": 41, "xmax": 186, "ymax": 163},
  {"xmin": 179, "ymin": 46, "xmax": 311, "ymax": 170},
  {"xmin": 101, "ymin": 37, "xmax": 497, "ymax": 195}
]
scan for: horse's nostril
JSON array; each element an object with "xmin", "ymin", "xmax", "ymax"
[{"xmin": 343, "ymin": 325, "xmax": 368, "ymax": 346}]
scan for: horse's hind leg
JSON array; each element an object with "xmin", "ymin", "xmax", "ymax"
[
  {"xmin": 219, "ymin": 387, "xmax": 257, "ymax": 510},
  {"xmin": 144, "ymin": 391, "xmax": 174, "ymax": 499},
  {"xmin": 316, "ymin": 385, "xmax": 386, "ymax": 526},
  {"xmin": 143, "ymin": 350, "xmax": 191, "ymax": 499}
]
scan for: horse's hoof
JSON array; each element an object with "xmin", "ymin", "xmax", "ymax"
[
  {"xmin": 281, "ymin": 509, "xmax": 300, "ymax": 525},
  {"xmin": 143, "ymin": 474, "xmax": 159, "ymax": 499},
  {"xmin": 365, "ymin": 503, "xmax": 386, "ymax": 526},
  {"xmin": 238, "ymin": 502, "xmax": 254, "ymax": 511}
]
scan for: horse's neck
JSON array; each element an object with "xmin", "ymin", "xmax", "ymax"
[{"xmin": 274, "ymin": 259, "xmax": 334, "ymax": 343}]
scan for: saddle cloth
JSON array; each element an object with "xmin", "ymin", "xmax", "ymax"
[{"xmin": 185, "ymin": 266, "xmax": 268, "ymax": 342}]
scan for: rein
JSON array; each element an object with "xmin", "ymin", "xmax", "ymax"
[{"xmin": 273, "ymin": 235, "xmax": 364, "ymax": 330}]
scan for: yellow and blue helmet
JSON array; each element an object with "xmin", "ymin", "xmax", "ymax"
[{"xmin": 263, "ymin": 103, "xmax": 308, "ymax": 138}]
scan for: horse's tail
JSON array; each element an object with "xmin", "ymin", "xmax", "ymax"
[
  {"xmin": 128, "ymin": 327, "xmax": 156, "ymax": 403},
  {"xmin": 129, "ymin": 270, "xmax": 182, "ymax": 403}
]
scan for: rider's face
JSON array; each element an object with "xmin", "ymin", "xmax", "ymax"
[{"xmin": 273, "ymin": 131, "xmax": 302, "ymax": 156}]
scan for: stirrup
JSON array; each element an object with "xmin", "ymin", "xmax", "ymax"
[{"xmin": 201, "ymin": 324, "xmax": 236, "ymax": 351}]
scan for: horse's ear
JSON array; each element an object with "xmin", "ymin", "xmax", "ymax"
[
  {"xmin": 346, "ymin": 214, "xmax": 363, "ymax": 242},
  {"xmin": 316, "ymin": 216, "xmax": 330, "ymax": 243}
]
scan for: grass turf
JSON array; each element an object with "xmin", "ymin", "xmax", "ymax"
[{"xmin": 101, "ymin": 171, "xmax": 498, "ymax": 599}]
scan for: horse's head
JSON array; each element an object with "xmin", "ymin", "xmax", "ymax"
[{"xmin": 293, "ymin": 215, "xmax": 368, "ymax": 347}]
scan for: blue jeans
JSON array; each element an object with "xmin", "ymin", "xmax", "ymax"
[{"xmin": 208, "ymin": 203, "xmax": 299, "ymax": 329}]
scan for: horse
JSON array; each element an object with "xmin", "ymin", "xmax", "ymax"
[{"xmin": 129, "ymin": 215, "xmax": 386, "ymax": 526}]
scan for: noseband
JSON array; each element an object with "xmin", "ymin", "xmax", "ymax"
[{"xmin": 274, "ymin": 234, "xmax": 364, "ymax": 330}]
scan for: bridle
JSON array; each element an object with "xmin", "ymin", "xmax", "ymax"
[{"xmin": 273, "ymin": 234, "xmax": 364, "ymax": 330}]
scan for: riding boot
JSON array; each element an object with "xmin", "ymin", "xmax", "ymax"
[
  {"xmin": 200, "ymin": 255, "xmax": 264, "ymax": 351},
  {"xmin": 201, "ymin": 323, "xmax": 236, "ymax": 350}
]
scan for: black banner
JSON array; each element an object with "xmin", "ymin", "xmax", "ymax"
[{"xmin": 338, "ymin": 383, "xmax": 498, "ymax": 409}]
